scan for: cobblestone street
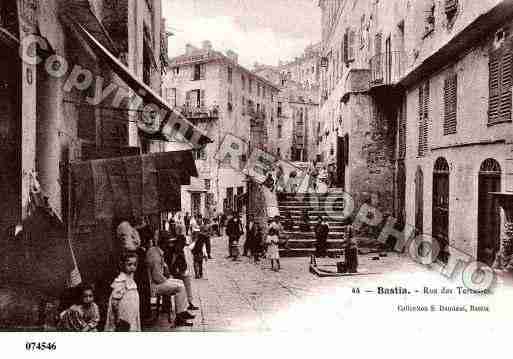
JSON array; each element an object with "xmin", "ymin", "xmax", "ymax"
[{"xmin": 148, "ymin": 235, "xmax": 513, "ymax": 332}]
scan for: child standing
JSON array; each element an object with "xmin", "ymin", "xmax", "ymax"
[
  {"xmin": 58, "ymin": 284, "xmax": 100, "ymax": 332},
  {"xmin": 266, "ymin": 218, "xmax": 281, "ymax": 271},
  {"xmin": 105, "ymin": 252, "xmax": 141, "ymax": 331}
]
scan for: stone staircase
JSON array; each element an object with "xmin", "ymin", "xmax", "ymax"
[{"xmin": 277, "ymin": 191, "xmax": 350, "ymax": 257}]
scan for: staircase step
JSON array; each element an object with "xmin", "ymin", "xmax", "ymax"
[
  {"xmin": 279, "ymin": 248, "xmax": 344, "ymax": 257},
  {"xmin": 285, "ymin": 240, "xmax": 347, "ymax": 249}
]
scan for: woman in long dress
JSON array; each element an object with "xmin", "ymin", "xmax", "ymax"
[{"xmin": 105, "ymin": 252, "xmax": 141, "ymax": 331}]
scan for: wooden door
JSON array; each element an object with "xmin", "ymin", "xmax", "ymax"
[
  {"xmin": 414, "ymin": 167, "xmax": 424, "ymax": 234},
  {"xmin": 477, "ymin": 159, "xmax": 502, "ymax": 265},
  {"xmin": 432, "ymin": 158, "xmax": 450, "ymax": 263}
]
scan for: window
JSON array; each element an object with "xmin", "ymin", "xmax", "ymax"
[
  {"xmin": 186, "ymin": 89, "xmax": 205, "ymax": 108},
  {"xmin": 278, "ymin": 125, "xmax": 282, "ymax": 138},
  {"xmin": 204, "ymin": 179, "xmax": 211, "ymax": 191},
  {"xmin": 242, "ymin": 96, "xmax": 246, "ymax": 115},
  {"xmin": 257, "ymin": 83, "xmax": 261, "ymax": 97},
  {"xmin": 424, "ymin": 0, "xmax": 435, "ymax": 36},
  {"xmin": 277, "ymin": 102, "xmax": 282, "ymax": 117},
  {"xmin": 360, "ymin": 15, "xmax": 366, "ymax": 49},
  {"xmin": 241, "ymin": 74, "xmax": 246, "ymax": 90},
  {"xmin": 173, "ymin": 66, "xmax": 180, "ymax": 75},
  {"xmin": 277, "ymin": 148, "xmax": 281, "ymax": 157},
  {"xmin": 445, "ymin": 0, "xmax": 458, "ymax": 19},
  {"xmin": 192, "ymin": 63, "xmax": 206, "ymax": 81},
  {"xmin": 263, "ymin": 86, "xmax": 266, "ymax": 98},
  {"xmin": 228, "ymin": 90, "xmax": 233, "ymax": 111},
  {"xmin": 488, "ymin": 41, "xmax": 513, "ymax": 125},
  {"xmin": 194, "ymin": 147, "xmax": 207, "ymax": 160},
  {"xmin": 228, "ymin": 66, "xmax": 233, "ymax": 83},
  {"xmin": 443, "ymin": 73, "xmax": 457, "ymax": 134},
  {"xmin": 249, "ymin": 79, "xmax": 253, "ymax": 93},
  {"xmin": 418, "ymin": 81, "xmax": 429, "ymax": 157},
  {"xmin": 166, "ymin": 88, "xmax": 177, "ymax": 107}
]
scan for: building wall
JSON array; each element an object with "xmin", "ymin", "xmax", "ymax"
[
  {"xmin": 403, "ymin": 20, "xmax": 513, "ymax": 257},
  {"xmin": 164, "ymin": 44, "xmax": 279, "ymax": 215}
]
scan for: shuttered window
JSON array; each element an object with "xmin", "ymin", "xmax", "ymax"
[
  {"xmin": 348, "ymin": 29, "xmax": 355, "ymax": 62},
  {"xmin": 443, "ymin": 73, "xmax": 457, "ymax": 134},
  {"xmin": 489, "ymin": 43, "xmax": 513, "ymax": 124},
  {"xmin": 343, "ymin": 30, "xmax": 349, "ymax": 63},
  {"xmin": 418, "ymin": 81, "xmax": 429, "ymax": 157},
  {"xmin": 200, "ymin": 64, "xmax": 206, "ymax": 79},
  {"xmin": 200, "ymin": 90, "xmax": 206, "ymax": 108},
  {"xmin": 398, "ymin": 98, "xmax": 406, "ymax": 159}
]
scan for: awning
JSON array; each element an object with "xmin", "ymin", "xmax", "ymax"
[
  {"xmin": 70, "ymin": 150, "xmax": 198, "ymax": 226},
  {"xmin": 62, "ymin": 18, "xmax": 212, "ymax": 147},
  {"xmin": 59, "ymin": 0, "xmax": 118, "ymax": 56}
]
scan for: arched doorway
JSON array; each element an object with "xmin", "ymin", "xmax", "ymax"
[
  {"xmin": 477, "ymin": 158, "xmax": 502, "ymax": 265},
  {"xmin": 433, "ymin": 157, "xmax": 450, "ymax": 263},
  {"xmin": 414, "ymin": 167, "xmax": 424, "ymax": 234}
]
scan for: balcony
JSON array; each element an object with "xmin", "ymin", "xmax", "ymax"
[
  {"xmin": 180, "ymin": 104, "xmax": 219, "ymax": 122},
  {"xmin": 369, "ymin": 51, "xmax": 404, "ymax": 89}
]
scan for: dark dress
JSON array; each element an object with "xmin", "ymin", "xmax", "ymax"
[{"xmin": 314, "ymin": 222, "xmax": 329, "ymax": 257}]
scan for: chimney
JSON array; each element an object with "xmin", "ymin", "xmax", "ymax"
[
  {"xmin": 202, "ymin": 40, "xmax": 212, "ymax": 51},
  {"xmin": 185, "ymin": 43, "xmax": 194, "ymax": 55},
  {"xmin": 226, "ymin": 49, "xmax": 238, "ymax": 64}
]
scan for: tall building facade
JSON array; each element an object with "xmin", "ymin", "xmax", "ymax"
[
  {"xmin": 254, "ymin": 43, "xmax": 321, "ymax": 163},
  {"xmin": 318, "ymin": 0, "xmax": 513, "ymax": 265},
  {"xmin": 0, "ymin": 0, "xmax": 166, "ymax": 233},
  {"xmin": 163, "ymin": 41, "xmax": 279, "ymax": 217}
]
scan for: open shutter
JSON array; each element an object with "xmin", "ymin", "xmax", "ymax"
[
  {"xmin": 200, "ymin": 63, "xmax": 206, "ymax": 79},
  {"xmin": 423, "ymin": 82, "xmax": 429, "ymax": 154},
  {"xmin": 348, "ymin": 29, "xmax": 355, "ymax": 61},
  {"xmin": 343, "ymin": 30, "xmax": 349, "ymax": 63},
  {"xmin": 489, "ymin": 49, "xmax": 501, "ymax": 123},
  {"xmin": 418, "ymin": 83, "xmax": 429, "ymax": 157},
  {"xmin": 185, "ymin": 90, "xmax": 191, "ymax": 108},
  {"xmin": 443, "ymin": 73, "xmax": 457, "ymax": 135},
  {"xmin": 500, "ymin": 47, "xmax": 513, "ymax": 122},
  {"xmin": 200, "ymin": 90, "xmax": 206, "ymax": 108}
]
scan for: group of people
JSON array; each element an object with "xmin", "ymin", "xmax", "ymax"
[
  {"xmin": 57, "ymin": 213, "xmax": 215, "ymax": 332},
  {"xmin": 224, "ymin": 213, "xmax": 283, "ymax": 272},
  {"xmin": 262, "ymin": 160, "xmax": 338, "ymax": 195}
]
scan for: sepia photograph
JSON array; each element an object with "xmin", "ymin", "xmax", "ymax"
[{"xmin": 1, "ymin": 0, "xmax": 513, "ymax": 356}]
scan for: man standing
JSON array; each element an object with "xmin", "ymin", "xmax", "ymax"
[
  {"xmin": 226, "ymin": 213, "xmax": 243, "ymax": 259},
  {"xmin": 314, "ymin": 216, "xmax": 329, "ymax": 257},
  {"xmin": 146, "ymin": 233, "xmax": 195, "ymax": 327},
  {"xmin": 184, "ymin": 212, "xmax": 191, "ymax": 236}
]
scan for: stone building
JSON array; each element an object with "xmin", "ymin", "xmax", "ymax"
[
  {"xmin": 318, "ymin": 0, "xmax": 513, "ymax": 265},
  {"xmin": 0, "ymin": 0, "xmax": 167, "ymax": 234},
  {"xmin": 254, "ymin": 45, "xmax": 321, "ymax": 163},
  {"xmin": 163, "ymin": 41, "xmax": 279, "ymax": 217}
]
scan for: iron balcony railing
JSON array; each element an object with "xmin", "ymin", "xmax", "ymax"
[
  {"xmin": 180, "ymin": 104, "xmax": 220, "ymax": 120},
  {"xmin": 369, "ymin": 51, "xmax": 405, "ymax": 87}
]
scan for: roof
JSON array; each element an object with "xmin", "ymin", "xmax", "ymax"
[{"xmin": 168, "ymin": 49, "xmax": 280, "ymax": 91}]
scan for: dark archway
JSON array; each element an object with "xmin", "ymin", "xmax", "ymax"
[
  {"xmin": 433, "ymin": 157, "xmax": 450, "ymax": 263},
  {"xmin": 477, "ymin": 158, "xmax": 502, "ymax": 265}
]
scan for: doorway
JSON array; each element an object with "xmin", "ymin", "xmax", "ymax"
[
  {"xmin": 414, "ymin": 167, "xmax": 424, "ymax": 234},
  {"xmin": 432, "ymin": 158, "xmax": 450, "ymax": 263},
  {"xmin": 477, "ymin": 158, "xmax": 502, "ymax": 265}
]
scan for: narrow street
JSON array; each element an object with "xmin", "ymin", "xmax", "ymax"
[{"xmin": 149, "ymin": 234, "xmax": 513, "ymax": 332}]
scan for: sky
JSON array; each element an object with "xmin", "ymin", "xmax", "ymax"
[{"xmin": 162, "ymin": 0, "xmax": 321, "ymax": 69}]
